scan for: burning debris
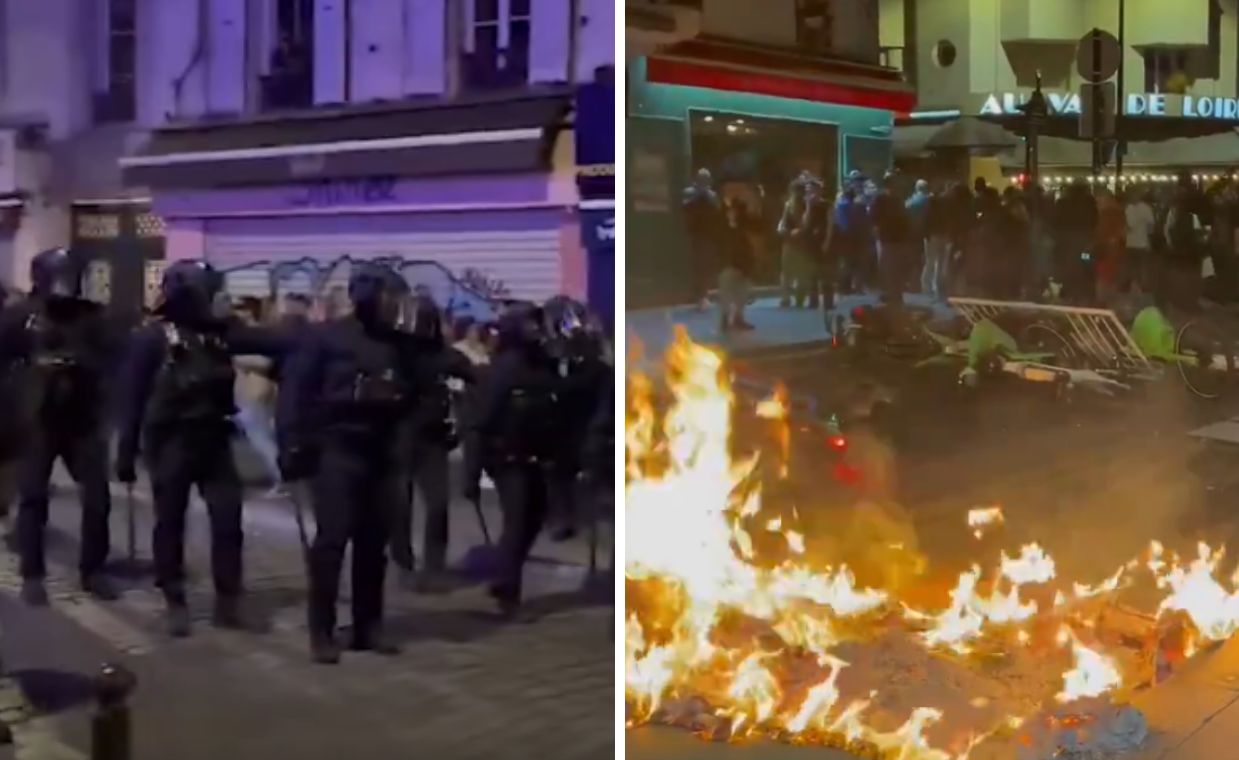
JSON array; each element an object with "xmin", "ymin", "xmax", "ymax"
[{"xmin": 626, "ymin": 330, "xmax": 1236, "ymax": 759}]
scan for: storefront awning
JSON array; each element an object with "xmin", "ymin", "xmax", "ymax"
[
  {"xmin": 120, "ymin": 90, "xmax": 571, "ymax": 189},
  {"xmin": 647, "ymin": 38, "xmax": 915, "ymax": 113}
]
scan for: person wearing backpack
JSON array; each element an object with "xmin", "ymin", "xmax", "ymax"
[
  {"xmin": 470, "ymin": 304, "xmax": 559, "ymax": 618},
  {"xmin": 116, "ymin": 261, "xmax": 286, "ymax": 637},
  {"xmin": 0, "ymin": 249, "xmax": 119, "ymax": 606},
  {"xmin": 276, "ymin": 262, "xmax": 417, "ymax": 662}
]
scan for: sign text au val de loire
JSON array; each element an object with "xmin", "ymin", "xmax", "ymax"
[{"xmin": 979, "ymin": 91, "xmax": 1239, "ymax": 120}]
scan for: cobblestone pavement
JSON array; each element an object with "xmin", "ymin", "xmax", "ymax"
[{"xmin": 0, "ymin": 478, "xmax": 615, "ymax": 760}]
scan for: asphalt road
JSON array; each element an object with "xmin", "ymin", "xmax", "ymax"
[
  {"xmin": 628, "ymin": 342, "xmax": 1239, "ymax": 759},
  {"xmin": 0, "ymin": 477, "xmax": 615, "ymax": 760}
]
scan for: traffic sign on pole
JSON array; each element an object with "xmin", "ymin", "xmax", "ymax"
[{"xmin": 1076, "ymin": 28, "xmax": 1121, "ymax": 83}]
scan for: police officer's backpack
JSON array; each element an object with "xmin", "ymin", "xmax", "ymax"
[
  {"xmin": 26, "ymin": 312, "xmax": 97, "ymax": 424},
  {"xmin": 148, "ymin": 324, "xmax": 236, "ymax": 428}
]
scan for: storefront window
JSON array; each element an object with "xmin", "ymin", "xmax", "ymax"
[{"xmin": 687, "ymin": 110, "xmax": 839, "ymax": 284}]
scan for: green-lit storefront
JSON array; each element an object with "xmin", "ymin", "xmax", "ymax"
[{"xmin": 627, "ymin": 41, "xmax": 915, "ymax": 308}]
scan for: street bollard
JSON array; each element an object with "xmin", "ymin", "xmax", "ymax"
[{"xmin": 91, "ymin": 662, "xmax": 136, "ymax": 760}]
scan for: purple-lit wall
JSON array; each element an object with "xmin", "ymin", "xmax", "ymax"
[
  {"xmin": 133, "ymin": 0, "xmax": 611, "ymax": 122},
  {"xmin": 3, "ymin": 0, "xmax": 93, "ymax": 138},
  {"xmin": 155, "ymin": 172, "xmax": 583, "ymax": 300}
]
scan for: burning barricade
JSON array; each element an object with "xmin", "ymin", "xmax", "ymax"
[{"xmin": 626, "ymin": 329, "xmax": 1233, "ymax": 760}]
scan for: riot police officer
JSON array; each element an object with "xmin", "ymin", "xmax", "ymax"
[
  {"xmin": 390, "ymin": 296, "xmax": 474, "ymax": 592},
  {"xmin": 542, "ymin": 296, "xmax": 605, "ymax": 542},
  {"xmin": 278, "ymin": 263, "xmax": 414, "ymax": 664},
  {"xmin": 471, "ymin": 303, "xmax": 559, "ymax": 617},
  {"xmin": 115, "ymin": 261, "xmax": 253, "ymax": 637},
  {"xmin": 0, "ymin": 248, "xmax": 116, "ymax": 605}
]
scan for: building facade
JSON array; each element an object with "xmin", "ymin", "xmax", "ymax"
[
  {"xmin": 0, "ymin": 0, "xmax": 615, "ymax": 323},
  {"xmin": 626, "ymin": 0, "xmax": 912, "ymax": 307},
  {"xmin": 883, "ymin": 0, "xmax": 1239, "ymax": 183}
]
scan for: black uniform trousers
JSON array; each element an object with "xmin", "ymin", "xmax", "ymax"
[
  {"xmin": 547, "ymin": 450, "xmax": 582, "ymax": 533},
  {"xmin": 146, "ymin": 429, "xmax": 244, "ymax": 600},
  {"xmin": 17, "ymin": 425, "xmax": 111, "ymax": 580},
  {"xmin": 492, "ymin": 460, "xmax": 550, "ymax": 603},
  {"xmin": 390, "ymin": 440, "xmax": 450, "ymax": 573},
  {"xmin": 309, "ymin": 440, "xmax": 399, "ymax": 636}
]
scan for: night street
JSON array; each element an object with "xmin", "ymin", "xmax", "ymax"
[{"xmin": 0, "ymin": 477, "xmax": 614, "ymax": 760}]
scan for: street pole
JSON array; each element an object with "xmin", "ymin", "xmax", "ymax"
[
  {"xmin": 1115, "ymin": 0, "xmax": 1126, "ymax": 185},
  {"xmin": 1092, "ymin": 29, "xmax": 1103, "ymax": 180}
]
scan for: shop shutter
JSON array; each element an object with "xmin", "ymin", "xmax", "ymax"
[{"xmin": 201, "ymin": 211, "xmax": 564, "ymax": 303}]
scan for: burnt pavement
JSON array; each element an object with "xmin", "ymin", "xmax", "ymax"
[{"xmin": 0, "ymin": 472, "xmax": 615, "ymax": 760}]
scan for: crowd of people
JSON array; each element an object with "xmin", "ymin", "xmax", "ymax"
[
  {"xmin": 684, "ymin": 166, "xmax": 1239, "ymax": 325},
  {"xmin": 0, "ymin": 250, "xmax": 613, "ymax": 666}
]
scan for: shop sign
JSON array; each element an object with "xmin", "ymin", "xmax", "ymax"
[
  {"xmin": 594, "ymin": 215, "xmax": 615, "ymax": 243},
  {"xmin": 289, "ymin": 176, "xmax": 398, "ymax": 208},
  {"xmin": 978, "ymin": 91, "xmax": 1239, "ymax": 121}
]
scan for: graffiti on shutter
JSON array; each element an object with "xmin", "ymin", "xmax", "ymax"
[{"xmin": 210, "ymin": 255, "xmax": 508, "ymax": 322}]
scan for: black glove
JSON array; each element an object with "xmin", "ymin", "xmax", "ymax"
[
  {"xmin": 115, "ymin": 443, "xmax": 137, "ymax": 484},
  {"xmin": 278, "ymin": 447, "xmax": 317, "ymax": 482}
]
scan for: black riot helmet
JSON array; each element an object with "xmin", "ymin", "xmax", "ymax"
[
  {"xmin": 157, "ymin": 260, "xmax": 227, "ymax": 326},
  {"xmin": 496, "ymin": 302, "xmax": 546, "ymax": 355},
  {"xmin": 543, "ymin": 295, "xmax": 587, "ymax": 340},
  {"xmin": 348, "ymin": 262, "xmax": 408, "ymax": 329},
  {"xmin": 408, "ymin": 295, "xmax": 444, "ymax": 343},
  {"xmin": 30, "ymin": 248, "xmax": 85, "ymax": 301}
]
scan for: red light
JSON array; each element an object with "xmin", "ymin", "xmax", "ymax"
[
  {"xmin": 851, "ymin": 306, "xmax": 868, "ymax": 320},
  {"xmin": 828, "ymin": 435, "xmax": 847, "ymax": 450},
  {"xmin": 833, "ymin": 461, "xmax": 862, "ymax": 485}
]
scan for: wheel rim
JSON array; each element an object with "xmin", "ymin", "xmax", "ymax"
[
  {"xmin": 1177, "ymin": 321, "xmax": 1229, "ymax": 400},
  {"xmin": 1020, "ymin": 323, "xmax": 1081, "ymax": 369}
]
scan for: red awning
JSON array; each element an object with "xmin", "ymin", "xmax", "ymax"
[{"xmin": 646, "ymin": 50, "xmax": 915, "ymax": 113}]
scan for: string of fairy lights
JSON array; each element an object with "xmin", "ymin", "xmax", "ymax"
[{"xmin": 1015, "ymin": 172, "xmax": 1239, "ymax": 188}]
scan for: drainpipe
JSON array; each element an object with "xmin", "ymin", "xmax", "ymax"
[
  {"xmin": 172, "ymin": 0, "xmax": 209, "ymax": 117},
  {"xmin": 567, "ymin": 0, "xmax": 580, "ymax": 85},
  {"xmin": 343, "ymin": 0, "xmax": 353, "ymax": 103}
]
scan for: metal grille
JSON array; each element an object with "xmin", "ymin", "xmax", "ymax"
[
  {"xmin": 76, "ymin": 213, "xmax": 121, "ymax": 239},
  {"xmin": 949, "ymin": 297, "xmax": 1154, "ymax": 371},
  {"xmin": 135, "ymin": 213, "xmax": 165, "ymax": 238}
]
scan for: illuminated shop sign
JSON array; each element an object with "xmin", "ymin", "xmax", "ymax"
[{"xmin": 978, "ymin": 92, "xmax": 1239, "ymax": 120}]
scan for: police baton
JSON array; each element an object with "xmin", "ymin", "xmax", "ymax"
[
  {"xmin": 470, "ymin": 493, "xmax": 492, "ymax": 546},
  {"xmin": 125, "ymin": 483, "xmax": 136, "ymax": 564},
  {"xmin": 284, "ymin": 483, "xmax": 312, "ymax": 568}
]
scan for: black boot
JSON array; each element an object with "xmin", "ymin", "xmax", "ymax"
[
  {"xmin": 212, "ymin": 595, "xmax": 243, "ymax": 629},
  {"xmin": 81, "ymin": 573, "xmax": 119, "ymax": 601},
  {"xmin": 351, "ymin": 624, "xmax": 400, "ymax": 655},
  {"xmin": 310, "ymin": 631, "xmax": 341, "ymax": 665},
  {"xmin": 165, "ymin": 602, "xmax": 191, "ymax": 638},
  {"xmin": 20, "ymin": 578, "xmax": 47, "ymax": 607},
  {"xmin": 488, "ymin": 584, "xmax": 524, "ymax": 622}
]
